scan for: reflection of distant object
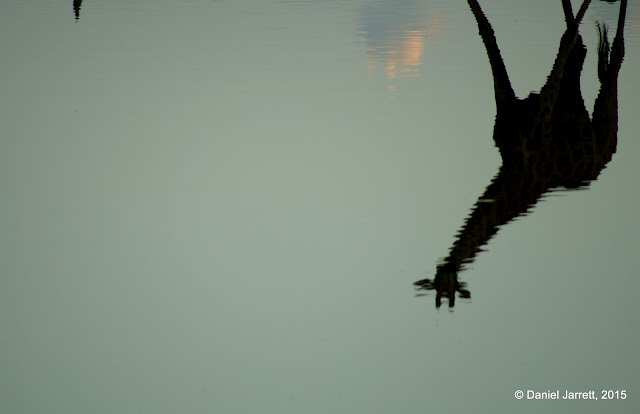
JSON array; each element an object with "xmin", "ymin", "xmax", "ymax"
[
  {"xmin": 592, "ymin": 0, "xmax": 639, "ymax": 43},
  {"xmin": 593, "ymin": 0, "xmax": 623, "ymax": 22},
  {"xmin": 73, "ymin": 0, "xmax": 83, "ymax": 20},
  {"xmin": 357, "ymin": 0, "xmax": 446, "ymax": 80}
]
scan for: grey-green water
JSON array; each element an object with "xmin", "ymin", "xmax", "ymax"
[{"xmin": 1, "ymin": 1, "xmax": 639, "ymax": 413}]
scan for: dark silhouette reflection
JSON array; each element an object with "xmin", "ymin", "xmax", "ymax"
[
  {"xmin": 73, "ymin": 0, "xmax": 82, "ymax": 21},
  {"xmin": 415, "ymin": 0, "xmax": 628, "ymax": 308}
]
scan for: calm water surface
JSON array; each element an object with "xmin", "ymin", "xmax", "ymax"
[{"xmin": 1, "ymin": 1, "xmax": 639, "ymax": 413}]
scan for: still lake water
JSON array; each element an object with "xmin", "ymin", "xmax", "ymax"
[{"xmin": 1, "ymin": 1, "xmax": 639, "ymax": 413}]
